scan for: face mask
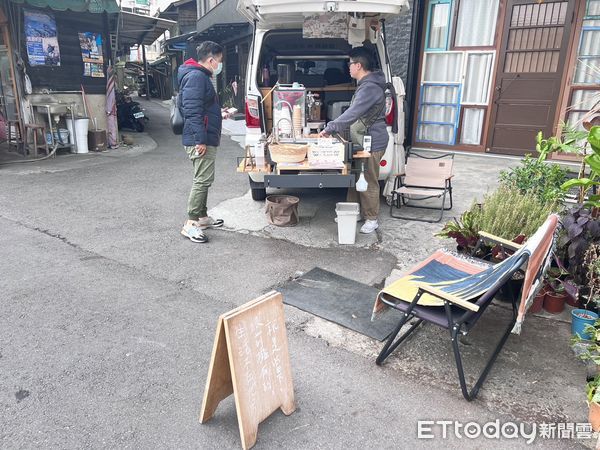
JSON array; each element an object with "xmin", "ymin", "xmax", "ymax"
[{"xmin": 213, "ymin": 61, "xmax": 223, "ymax": 76}]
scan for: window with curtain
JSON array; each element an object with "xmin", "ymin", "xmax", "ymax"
[
  {"xmin": 460, "ymin": 108, "xmax": 485, "ymax": 145},
  {"xmin": 417, "ymin": 84, "xmax": 460, "ymax": 145},
  {"xmin": 573, "ymin": 24, "xmax": 600, "ymax": 84},
  {"xmin": 587, "ymin": 0, "xmax": 600, "ymax": 18},
  {"xmin": 454, "ymin": 0, "xmax": 499, "ymax": 47},
  {"xmin": 423, "ymin": 52, "xmax": 463, "ymax": 82},
  {"xmin": 566, "ymin": 1, "xmax": 600, "ymax": 129},
  {"xmin": 462, "ymin": 53, "xmax": 494, "ymax": 104},
  {"xmin": 427, "ymin": 1, "xmax": 452, "ymax": 50}
]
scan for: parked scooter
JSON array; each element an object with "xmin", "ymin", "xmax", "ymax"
[{"xmin": 116, "ymin": 89, "xmax": 148, "ymax": 132}]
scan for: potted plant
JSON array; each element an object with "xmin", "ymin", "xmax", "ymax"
[
  {"xmin": 574, "ymin": 317, "xmax": 600, "ymax": 430},
  {"xmin": 573, "ymin": 311, "xmax": 600, "ymax": 340},
  {"xmin": 438, "ymin": 187, "xmax": 559, "ymax": 256},
  {"xmin": 436, "ymin": 208, "xmax": 480, "ymax": 255},
  {"xmin": 587, "ymin": 376, "xmax": 600, "ymax": 431},
  {"xmin": 544, "ymin": 267, "xmax": 568, "ymax": 314},
  {"xmin": 529, "ymin": 283, "xmax": 547, "ymax": 314}
]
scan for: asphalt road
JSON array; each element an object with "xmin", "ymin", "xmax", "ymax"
[{"xmin": 0, "ymin": 102, "xmax": 584, "ymax": 449}]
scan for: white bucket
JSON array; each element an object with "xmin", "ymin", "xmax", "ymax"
[
  {"xmin": 73, "ymin": 117, "xmax": 90, "ymax": 153},
  {"xmin": 335, "ymin": 202, "xmax": 360, "ymax": 245}
]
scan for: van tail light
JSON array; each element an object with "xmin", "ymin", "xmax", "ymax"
[
  {"xmin": 385, "ymin": 89, "xmax": 395, "ymax": 126},
  {"xmin": 245, "ymin": 96, "xmax": 261, "ymax": 128}
]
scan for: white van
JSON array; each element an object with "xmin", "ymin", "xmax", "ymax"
[{"xmin": 237, "ymin": 0, "xmax": 409, "ymax": 200}]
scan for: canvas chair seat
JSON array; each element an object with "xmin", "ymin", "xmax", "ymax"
[
  {"xmin": 394, "ymin": 186, "xmax": 447, "ymax": 198},
  {"xmin": 378, "ymin": 292, "xmax": 480, "ymax": 330},
  {"xmin": 390, "ymin": 152, "xmax": 454, "ymax": 222},
  {"xmin": 373, "ymin": 214, "xmax": 559, "ymax": 401}
]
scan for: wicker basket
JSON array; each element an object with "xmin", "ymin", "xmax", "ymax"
[{"xmin": 268, "ymin": 144, "xmax": 309, "ymax": 163}]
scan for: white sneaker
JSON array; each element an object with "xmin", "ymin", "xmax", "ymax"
[
  {"xmin": 360, "ymin": 219, "xmax": 379, "ymax": 234},
  {"xmin": 196, "ymin": 216, "xmax": 224, "ymax": 229}
]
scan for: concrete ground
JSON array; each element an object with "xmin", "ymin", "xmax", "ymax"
[{"xmin": 0, "ymin": 100, "xmax": 588, "ymax": 449}]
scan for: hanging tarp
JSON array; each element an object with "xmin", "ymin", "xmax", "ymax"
[{"xmin": 10, "ymin": 0, "xmax": 119, "ymax": 13}]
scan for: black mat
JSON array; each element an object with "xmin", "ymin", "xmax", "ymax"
[{"xmin": 277, "ymin": 267, "xmax": 401, "ymax": 341}]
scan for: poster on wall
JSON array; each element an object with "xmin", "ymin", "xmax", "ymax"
[
  {"xmin": 79, "ymin": 32, "xmax": 105, "ymax": 78},
  {"xmin": 24, "ymin": 10, "xmax": 61, "ymax": 66}
]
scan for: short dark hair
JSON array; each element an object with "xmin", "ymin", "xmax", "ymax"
[
  {"xmin": 349, "ymin": 47, "xmax": 375, "ymax": 72},
  {"xmin": 196, "ymin": 41, "xmax": 223, "ymax": 62}
]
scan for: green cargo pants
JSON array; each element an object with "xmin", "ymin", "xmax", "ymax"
[{"xmin": 185, "ymin": 145, "xmax": 217, "ymax": 220}]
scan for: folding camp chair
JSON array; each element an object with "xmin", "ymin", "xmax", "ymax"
[
  {"xmin": 372, "ymin": 214, "xmax": 559, "ymax": 401},
  {"xmin": 390, "ymin": 152, "xmax": 454, "ymax": 223}
]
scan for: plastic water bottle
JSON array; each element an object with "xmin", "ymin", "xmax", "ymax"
[{"xmin": 356, "ymin": 171, "xmax": 368, "ymax": 192}]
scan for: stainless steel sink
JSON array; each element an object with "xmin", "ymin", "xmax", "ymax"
[{"xmin": 31, "ymin": 103, "xmax": 70, "ymax": 114}]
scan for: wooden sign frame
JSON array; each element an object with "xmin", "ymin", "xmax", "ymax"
[{"xmin": 200, "ymin": 291, "xmax": 295, "ymax": 449}]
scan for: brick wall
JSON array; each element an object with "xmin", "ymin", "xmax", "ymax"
[{"xmin": 385, "ymin": 0, "xmax": 414, "ymax": 84}]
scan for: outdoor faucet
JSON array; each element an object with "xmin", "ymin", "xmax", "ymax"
[
  {"xmin": 275, "ymin": 118, "xmax": 296, "ymax": 143},
  {"xmin": 273, "ymin": 100, "xmax": 295, "ymax": 143}
]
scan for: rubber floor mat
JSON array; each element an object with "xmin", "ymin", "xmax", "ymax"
[{"xmin": 277, "ymin": 267, "xmax": 401, "ymax": 341}]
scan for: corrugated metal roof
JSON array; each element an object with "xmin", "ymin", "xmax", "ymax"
[
  {"xmin": 9, "ymin": 0, "xmax": 119, "ymax": 13},
  {"xmin": 113, "ymin": 11, "xmax": 176, "ymax": 46}
]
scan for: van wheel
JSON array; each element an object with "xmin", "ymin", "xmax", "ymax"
[{"xmin": 249, "ymin": 177, "xmax": 267, "ymax": 201}]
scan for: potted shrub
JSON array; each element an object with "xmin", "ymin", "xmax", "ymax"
[{"xmin": 438, "ymin": 187, "xmax": 559, "ymax": 257}]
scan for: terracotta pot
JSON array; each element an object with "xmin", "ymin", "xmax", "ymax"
[
  {"xmin": 544, "ymin": 291, "xmax": 566, "ymax": 314},
  {"xmin": 566, "ymin": 294, "xmax": 582, "ymax": 308},
  {"xmin": 590, "ymin": 402, "xmax": 600, "ymax": 432},
  {"xmin": 529, "ymin": 290, "xmax": 546, "ymax": 314}
]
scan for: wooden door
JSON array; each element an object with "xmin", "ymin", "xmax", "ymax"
[{"xmin": 487, "ymin": 0, "xmax": 575, "ymax": 155}]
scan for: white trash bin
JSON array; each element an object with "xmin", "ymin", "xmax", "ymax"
[
  {"xmin": 335, "ymin": 202, "xmax": 360, "ymax": 245},
  {"xmin": 74, "ymin": 117, "xmax": 90, "ymax": 153}
]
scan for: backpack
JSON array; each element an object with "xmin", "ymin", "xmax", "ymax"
[{"xmin": 170, "ymin": 92, "xmax": 184, "ymax": 135}]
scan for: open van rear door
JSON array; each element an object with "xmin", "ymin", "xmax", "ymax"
[{"xmin": 237, "ymin": 0, "xmax": 409, "ymax": 28}]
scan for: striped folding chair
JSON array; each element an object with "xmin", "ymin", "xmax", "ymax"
[{"xmin": 372, "ymin": 214, "xmax": 559, "ymax": 400}]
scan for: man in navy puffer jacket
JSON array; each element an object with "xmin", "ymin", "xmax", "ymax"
[{"xmin": 178, "ymin": 41, "xmax": 225, "ymax": 243}]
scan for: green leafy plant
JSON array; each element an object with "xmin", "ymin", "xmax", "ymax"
[
  {"xmin": 588, "ymin": 375, "xmax": 600, "ymax": 404},
  {"xmin": 573, "ymin": 318, "xmax": 600, "ymax": 364},
  {"xmin": 558, "ymin": 205, "xmax": 600, "ymax": 288},
  {"xmin": 560, "ymin": 126, "xmax": 600, "ymax": 208},
  {"xmin": 500, "ymin": 132, "xmax": 575, "ymax": 202},
  {"xmin": 545, "ymin": 267, "xmax": 568, "ymax": 294},
  {"xmin": 436, "ymin": 208, "xmax": 480, "ymax": 253},
  {"xmin": 585, "ymin": 243, "xmax": 600, "ymax": 306}
]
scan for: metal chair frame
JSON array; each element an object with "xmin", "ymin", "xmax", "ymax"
[
  {"xmin": 390, "ymin": 152, "xmax": 454, "ymax": 223},
  {"xmin": 375, "ymin": 253, "xmax": 527, "ymax": 401}
]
